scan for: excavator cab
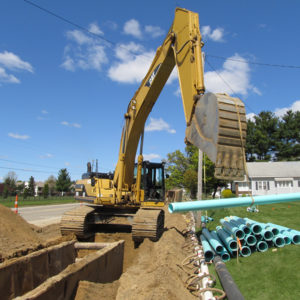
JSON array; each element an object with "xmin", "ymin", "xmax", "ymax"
[
  {"xmin": 134, "ymin": 161, "xmax": 165, "ymax": 203},
  {"xmin": 142, "ymin": 161, "xmax": 165, "ymax": 203}
]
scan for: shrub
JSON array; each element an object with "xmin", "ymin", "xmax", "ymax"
[{"xmin": 221, "ymin": 189, "xmax": 233, "ymax": 198}]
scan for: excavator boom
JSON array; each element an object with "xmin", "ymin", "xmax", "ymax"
[
  {"xmin": 113, "ymin": 7, "xmax": 247, "ymax": 197},
  {"xmin": 61, "ymin": 7, "xmax": 247, "ymax": 242}
]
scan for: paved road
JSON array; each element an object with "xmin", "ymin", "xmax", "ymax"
[{"xmin": 14, "ymin": 203, "xmax": 81, "ymax": 226}]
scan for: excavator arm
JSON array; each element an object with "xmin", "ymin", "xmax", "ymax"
[{"xmin": 113, "ymin": 8, "xmax": 247, "ymax": 202}]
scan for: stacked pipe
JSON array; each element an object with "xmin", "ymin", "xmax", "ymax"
[{"xmin": 201, "ymin": 216, "xmax": 299, "ymax": 262}]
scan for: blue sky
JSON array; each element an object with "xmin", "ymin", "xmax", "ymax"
[{"xmin": 1, "ymin": 0, "xmax": 300, "ymax": 182}]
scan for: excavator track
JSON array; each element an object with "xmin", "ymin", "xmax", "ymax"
[
  {"xmin": 60, "ymin": 205, "xmax": 95, "ymax": 239},
  {"xmin": 132, "ymin": 208, "xmax": 165, "ymax": 242}
]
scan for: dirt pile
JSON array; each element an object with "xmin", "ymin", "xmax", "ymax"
[
  {"xmin": 75, "ymin": 208, "xmax": 195, "ymax": 300},
  {"xmin": 116, "ymin": 210, "xmax": 194, "ymax": 300},
  {"xmin": 0, "ymin": 204, "xmax": 43, "ymax": 261}
]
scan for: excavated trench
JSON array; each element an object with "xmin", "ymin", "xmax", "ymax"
[{"xmin": 0, "ymin": 204, "xmax": 197, "ymax": 300}]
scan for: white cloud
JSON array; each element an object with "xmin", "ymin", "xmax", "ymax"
[
  {"xmin": 40, "ymin": 153, "xmax": 53, "ymax": 159},
  {"xmin": 41, "ymin": 110, "xmax": 48, "ymax": 114},
  {"xmin": 246, "ymin": 112, "xmax": 256, "ymax": 121},
  {"xmin": 143, "ymin": 153, "xmax": 161, "ymax": 161},
  {"xmin": 88, "ymin": 22, "xmax": 103, "ymax": 35},
  {"xmin": 65, "ymin": 162, "xmax": 70, "ymax": 166},
  {"xmin": 108, "ymin": 42, "xmax": 155, "ymax": 83},
  {"xmin": 123, "ymin": 19, "xmax": 142, "ymax": 38},
  {"xmin": 62, "ymin": 26, "xmax": 108, "ymax": 72},
  {"xmin": 0, "ymin": 67, "xmax": 20, "ymax": 84},
  {"xmin": 61, "ymin": 121, "xmax": 82, "ymax": 128},
  {"xmin": 145, "ymin": 25, "xmax": 164, "ymax": 38},
  {"xmin": 8, "ymin": 133, "xmax": 30, "ymax": 140},
  {"xmin": 145, "ymin": 117, "xmax": 176, "ymax": 134},
  {"xmin": 66, "ymin": 29, "xmax": 93, "ymax": 45},
  {"xmin": 204, "ymin": 54, "xmax": 259, "ymax": 96},
  {"xmin": 0, "ymin": 51, "xmax": 33, "ymax": 72},
  {"xmin": 274, "ymin": 100, "xmax": 300, "ymax": 117},
  {"xmin": 201, "ymin": 26, "xmax": 224, "ymax": 42}
]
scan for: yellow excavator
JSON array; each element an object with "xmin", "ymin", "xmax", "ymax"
[{"xmin": 60, "ymin": 7, "xmax": 247, "ymax": 242}]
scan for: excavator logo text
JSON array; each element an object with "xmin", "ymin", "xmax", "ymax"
[{"xmin": 145, "ymin": 64, "xmax": 161, "ymax": 87}]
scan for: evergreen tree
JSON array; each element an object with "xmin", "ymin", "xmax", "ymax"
[
  {"xmin": 28, "ymin": 176, "xmax": 35, "ymax": 196},
  {"xmin": 3, "ymin": 171, "xmax": 17, "ymax": 196},
  {"xmin": 43, "ymin": 183, "xmax": 49, "ymax": 198},
  {"xmin": 276, "ymin": 110, "xmax": 300, "ymax": 161},
  {"xmin": 56, "ymin": 169, "xmax": 71, "ymax": 196}
]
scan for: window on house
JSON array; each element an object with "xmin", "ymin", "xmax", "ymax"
[
  {"xmin": 298, "ymin": 180, "xmax": 300, "ymax": 187},
  {"xmin": 238, "ymin": 182, "xmax": 249, "ymax": 188},
  {"xmin": 276, "ymin": 181, "xmax": 293, "ymax": 188},
  {"xmin": 256, "ymin": 181, "xmax": 269, "ymax": 190}
]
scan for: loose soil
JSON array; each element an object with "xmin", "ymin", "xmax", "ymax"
[
  {"xmin": 0, "ymin": 203, "xmax": 196, "ymax": 299},
  {"xmin": 0, "ymin": 204, "xmax": 72, "ymax": 262},
  {"xmin": 75, "ymin": 208, "xmax": 196, "ymax": 300},
  {"xmin": 0, "ymin": 204, "xmax": 43, "ymax": 261}
]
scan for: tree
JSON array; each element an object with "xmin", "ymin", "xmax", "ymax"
[
  {"xmin": 45, "ymin": 175, "xmax": 57, "ymax": 196},
  {"xmin": 28, "ymin": 176, "xmax": 35, "ymax": 196},
  {"xmin": 203, "ymin": 156, "xmax": 227, "ymax": 198},
  {"xmin": 56, "ymin": 169, "xmax": 71, "ymax": 196},
  {"xmin": 43, "ymin": 183, "xmax": 49, "ymax": 198},
  {"xmin": 252, "ymin": 111, "xmax": 279, "ymax": 161},
  {"xmin": 3, "ymin": 171, "xmax": 17, "ymax": 196},
  {"xmin": 165, "ymin": 145, "xmax": 227, "ymax": 198},
  {"xmin": 245, "ymin": 119, "xmax": 256, "ymax": 161},
  {"xmin": 276, "ymin": 110, "xmax": 300, "ymax": 161},
  {"xmin": 16, "ymin": 181, "xmax": 25, "ymax": 194}
]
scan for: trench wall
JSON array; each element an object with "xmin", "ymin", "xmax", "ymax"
[
  {"xmin": 15, "ymin": 240, "xmax": 124, "ymax": 300},
  {"xmin": 0, "ymin": 241, "xmax": 76, "ymax": 300}
]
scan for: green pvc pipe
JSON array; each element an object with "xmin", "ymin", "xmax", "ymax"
[
  {"xmin": 220, "ymin": 219, "xmax": 245, "ymax": 240},
  {"xmin": 267, "ymin": 223, "xmax": 300, "ymax": 244},
  {"xmin": 245, "ymin": 234, "xmax": 257, "ymax": 246},
  {"xmin": 229, "ymin": 219, "xmax": 251, "ymax": 235},
  {"xmin": 256, "ymin": 241, "xmax": 268, "ymax": 252},
  {"xmin": 168, "ymin": 192, "xmax": 300, "ymax": 213},
  {"xmin": 243, "ymin": 218, "xmax": 263, "ymax": 235},
  {"xmin": 202, "ymin": 228, "xmax": 224, "ymax": 254},
  {"xmin": 210, "ymin": 230, "xmax": 231, "ymax": 262},
  {"xmin": 273, "ymin": 234, "xmax": 285, "ymax": 247},
  {"xmin": 261, "ymin": 229, "xmax": 274, "ymax": 241},
  {"xmin": 216, "ymin": 226, "xmax": 238, "ymax": 252},
  {"xmin": 200, "ymin": 234, "xmax": 215, "ymax": 262},
  {"xmin": 239, "ymin": 246, "xmax": 251, "ymax": 257}
]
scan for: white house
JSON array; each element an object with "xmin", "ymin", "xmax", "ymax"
[{"xmin": 233, "ymin": 161, "xmax": 300, "ymax": 196}]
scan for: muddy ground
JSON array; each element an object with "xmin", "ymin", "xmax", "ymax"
[{"xmin": 0, "ymin": 204, "xmax": 196, "ymax": 299}]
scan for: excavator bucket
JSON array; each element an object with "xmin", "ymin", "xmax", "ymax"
[{"xmin": 185, "ymin": 93, "xmax": 247, "ymax": 181}]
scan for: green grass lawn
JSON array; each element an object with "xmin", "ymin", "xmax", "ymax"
[
  {"xmin": 0, "ymin": 196, "xmax": 77, "ymax": 208},
  {"xmin": 202, "ymin": 201, "xmax": 300, "ymax": 300}
]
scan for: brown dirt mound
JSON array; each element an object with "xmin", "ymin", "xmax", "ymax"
[
  {"xmin": 116, "ymin": 210, "xmax": 194, "ymax": 300},
  {"xmin": 75, "ymin": 208, "xmax": 195, "ymax": 300},
  {"xmin": 0, "ymin": 204, "xmax": 42, "ymax": 261}
]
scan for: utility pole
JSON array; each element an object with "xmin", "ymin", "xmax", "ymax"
[{"xmin": 195, "ymin": 149, "xmax": 203, "ymax": 229}]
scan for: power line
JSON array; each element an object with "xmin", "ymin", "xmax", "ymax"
[
  {"xmin": 205, "ymin": 57, "xmax": 256, "ymax": 114},
  {"xmin": 0, "ymin": 166, "xmax": 55, "ymax": 174},
  {"xmin": 206, "ymin": 54, "xmax": 300, "ymax": 69},
  {"xmin": 24, "ymin": 0, "xmax": 300, "ymax": 71},
  {"xmin": 24, "ymin": 0, "xmax": 115, "ymax": 47},
  {"xmin": 0, "ymin": 158, "xmax": 60, "ymax": 170}
]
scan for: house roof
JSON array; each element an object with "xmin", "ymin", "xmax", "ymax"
[{"xmin": 247, "ymin": 161, "xmax": 300, "ymax": 178}]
